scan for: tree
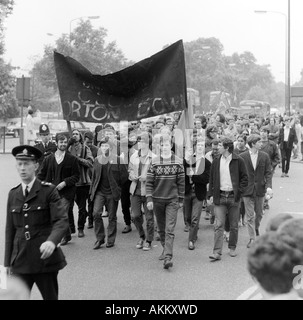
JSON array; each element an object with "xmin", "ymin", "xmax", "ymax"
[
  {"xmin": 0, "ymin": 0, "xmax": 18, "ymax": 121},
  {"xmin": 184, "ymin": 37, "xmax": 226, "ymax": 110},
  {"xmin": 30, "ymin": 19, "xmax": 134, "ymax": 112}
]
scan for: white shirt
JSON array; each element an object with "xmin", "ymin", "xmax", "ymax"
[
  {"xmin": 220, "ymin": 154, "xmax": 233, "ymax": 191},
  {"xmin": 284, "ymin": 127, "xmax": 290, "ymax": 142},
  {"xmin": 55, "ymin": 151, "xmax": 66, "ymax": 165},
  {"xmin": 249, "ymin": 150, "xmax": 258, "ymax": 171},
  {"xmin": 22, "ymin": 178, "xmax": 36, "ymax": 196}
]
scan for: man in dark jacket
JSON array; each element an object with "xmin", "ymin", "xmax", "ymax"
[
  {"xmin": 278, "ymin": 117, "xmax": 298, "ymax": 177},
  {"xmin": 68, "ymin": 129, "xmax": 94, "ymax": 238},
  {"xmin": 184, "ymin": 139, "xmax": 211, "ymax": 250},
  {"xmin": 208, "ymin": 137, "xmax": 248, "ymax": 261},
  {"xmin": 90, "ymin": 137, "xmax": 128, "ymax": 249},
  {"xmin": 37, "ymin": 133, "xmax": 80, "ymax": 245},
  {"xmin": 5, "ymin": 145, "xmax": 69, "ymax": 300},
  {"xmin": 240, "ymin": 134, "xmax": 272, "ymax": 249}
]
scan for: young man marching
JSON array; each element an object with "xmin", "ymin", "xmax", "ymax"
[
  {"xmin": 146, "ymin": 134, "xmax": 185, "ymax": 269},
  {"xmin": 208, "ymin": 137, "xmax": 248, "ymax": 261},
  {"xmin": 90, "ymin": 137, "xmax": 128, "ymax": 249}
]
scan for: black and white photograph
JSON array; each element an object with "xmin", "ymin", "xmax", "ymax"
[{"xmin": 0, "ymin": 0, "xmax": 303, "ymax": 303}]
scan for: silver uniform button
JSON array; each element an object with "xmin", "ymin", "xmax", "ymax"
[
  {"xmin": 24, "ymin": 214, "xmax": 28, "ymax": 217},
  {"xmin": 25, "ymin": 225, "xmax": 29, "ymax": 229},
  {"xmin": 38, "ymin": 207, "xmax": 41, "ymax": 210}
]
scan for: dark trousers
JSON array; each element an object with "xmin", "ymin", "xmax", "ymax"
[
  {"xmin": 73, "ymin": 185, "xmax": 90, "ymax": 230},
  {"xmin": 93, "ymin": 191, "xmax": 119, "ymax": 245},
  {"xmin": 121, "ymin": 179, "xmax": 131, "ymax": 226},
  {"xmin": 16, "ymin": 272, "xmax": 59, "ymax": 300},
  {"xmin": 87, "ymin": 198, "xmax": 94, "ymax": 224},
  {"xmin": 184, "ymin": 190, "xmax": 204, "ymax": 243},
  {"xmin": 61, "ymin": 196, "xmax": 75, "ymax": 238},
  {"xmin": 213, "ymin": 193, "xmax": 240, "ymax": 255},
  {"xmin": 281, "ymin": 144, "xmax": 292, "ymax": 174}
]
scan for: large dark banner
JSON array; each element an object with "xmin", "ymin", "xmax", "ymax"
[{"xmin": 54, "ymin": 40, "xmax": 187, "ymax": 123}]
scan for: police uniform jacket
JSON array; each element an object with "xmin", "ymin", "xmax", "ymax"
[
  {"xmin": 34, "ymin": 141, "xmax": 57, "ymax": 167},
  {"xmin": 4, "ymin": 179, "xmax": 69, "ymax": 274}
]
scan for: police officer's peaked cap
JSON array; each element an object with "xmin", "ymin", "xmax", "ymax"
[
  {"xmin": 39, "ymin": 123, "xmax": 50, "ymax": 135},
  {"xmin": 12, "ymin": 145, "xmax": 43, "ymax": 161}
]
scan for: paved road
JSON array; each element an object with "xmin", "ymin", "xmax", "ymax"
[{"xmin": 0, "ymin": 147, "xmax": 302, "ymax": 300}]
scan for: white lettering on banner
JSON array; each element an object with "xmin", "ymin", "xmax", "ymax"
[
  {"xmin": 0, "ymin": 265, "xmax": 7, "ymax": 290},
  {"xmin": 62, "ymin": 89, "xmax": 184, "ymax": 122},
  {"xmin": 71, "ymin": 101, "xmax": 81, "ymax": 117},
  {"xmin": 293, "ymin": 265, "xmax": 303, "ymax": 290}
]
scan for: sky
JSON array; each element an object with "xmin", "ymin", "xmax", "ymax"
[{"xmin": 3, "ymin": 0, "xmax": 303, "ymax": 84}]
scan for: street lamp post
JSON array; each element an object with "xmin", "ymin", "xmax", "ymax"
[
  {"xmin": 254, "ymin": 2, "xmax": 290, "ymax": 115},
  {"xmin": 69, "ymin": 15, "xmax": 100, "ymax": 49}
]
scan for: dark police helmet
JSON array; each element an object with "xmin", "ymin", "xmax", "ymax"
[{"xmin": 39, "ymin": 123, "xmax": 50, "ymax": 135}]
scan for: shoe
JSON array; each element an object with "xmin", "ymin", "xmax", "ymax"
[
  {"xmin": 78, "ymin": 230, "xmax": 85, "ymax": 238},
  {"xmin": 136, "ymin": 238, "xmax": 144, "ymax": 249},
  {"xmin": 188, "ymin": 241, "xmax": 195, "ymax": 250},
  {"xmin": 281, "ymin": 173, "xmax": 285, "ymax": 178},
  {"xmin": 163, "ymin": 259, "xmax": 173, "ymax": 269},
  {"xmin": 224, "ymin": 232, "xmax": 230, "ymax": 243},
  {"xmin": 143, "ymin": 242, "xmax": 152, "ymax": 251},
  {"xmin": 158, "ymin": 250, "xmax": 165, "ymax": 260},
  {"xmin": 247, "ymin": 239, "xmax": 255, "ymax": 249},
  {"xmin": 209, "ymin": 253, "xmax": 221, "ymax": 261},
  {"xmin": 122, "ymin": 225, "xmax": 132, "ymax": 233},
  {"xmin": 60, "ymin": 235, "xmax": 72, "ymax": 246},
  {"xmin": 229, "ymin": 249, "xmax": 237, "ymax": 257},
  {"xmin": 184, "ymin": 225, "xmax": 189, "ymax": 232},
  {"xmin": 155, "ymin": 234, "xmax": 161, "ymax": 241},
  {"xmin": 255, "ymin": 229, "xmax": 260, "ymax": 237},
  {"xmin": 102, "ymin": 211, "xmax": 109, "ymax": 218},
  {"xmin": 264, "ymin": 203, "xmax": 270, "ymax": 210},
  {"xmin": 285, "ymin": 173, "xmax": 289, "ymax": 177},
  {"xmin": 87, "ymin": 223, "xmax": 93, "ymax": 229},
  {"xmin": 204, "ymin": 213, "xmax": 210, "ymax": 220},
  {"xmin": 106, "ymin": 243, "xmax": 115, "ymax": 248},
  {"xmin": 93, "ymin": 240, "xmax": 104, "ymax": 250}
]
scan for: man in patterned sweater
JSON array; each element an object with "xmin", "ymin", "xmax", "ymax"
[{"xmin": 146, "ymin": 134, "xmax": 185, "ymax": 270}]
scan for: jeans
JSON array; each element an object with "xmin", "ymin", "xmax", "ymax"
[
  {"xmin": 153, "ymin": 200, "xmax": 179, "ymax": 260},
  {"xmin": 213, "ymin": 194, "xmax": 239, "ymax": 255},
  {"xmin": 73, "ymin": 185, "xmax": 90, "ymax": 230},
  {"xmin": 243, "ymin": 196, "xmax": 264, "ymax": 240},
  {"xmin": 184, "ymin": 189, "xmax": 204, "ymax": 243},
  {"xmin": 93, "ymin": 191, "xmax": 119, "ymax": 244},
  {"xmin": 131, "ymin": 195, "xmax": 154, "ymax": 242}
]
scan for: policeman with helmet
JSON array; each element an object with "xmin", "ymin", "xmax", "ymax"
[{"xmin": 34, "ymin": 123, "xmax": 57, "ymax": 169}]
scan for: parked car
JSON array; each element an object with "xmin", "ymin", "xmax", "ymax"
[
  {"xmin": 5, "ymin": 118, "xmax": 26, "ymax": 138},
  {"xmin": 47, "ymin": 119, "xmax": 89, "ymax": 141}
]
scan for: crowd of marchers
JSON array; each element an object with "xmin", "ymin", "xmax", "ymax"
[
  {"xmin": 4, "ymin": 109, "xmax": 303, "ymax": 300},
  {"xmin": 34, "ymin": 111, "xmax": 303, "ymax": 259}
]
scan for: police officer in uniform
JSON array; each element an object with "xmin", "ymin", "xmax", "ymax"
[
  {"xmin": 34, "ymin": 123, "xmax": 57, "ymax": 170},
  {"xmin": 4, "ymin": 145, "xmax": 69, "ymax": 300}
]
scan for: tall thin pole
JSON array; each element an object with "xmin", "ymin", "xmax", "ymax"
[{"xmin": 287, "ymin": 0, "xmax": 291, "ymax": 115}]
